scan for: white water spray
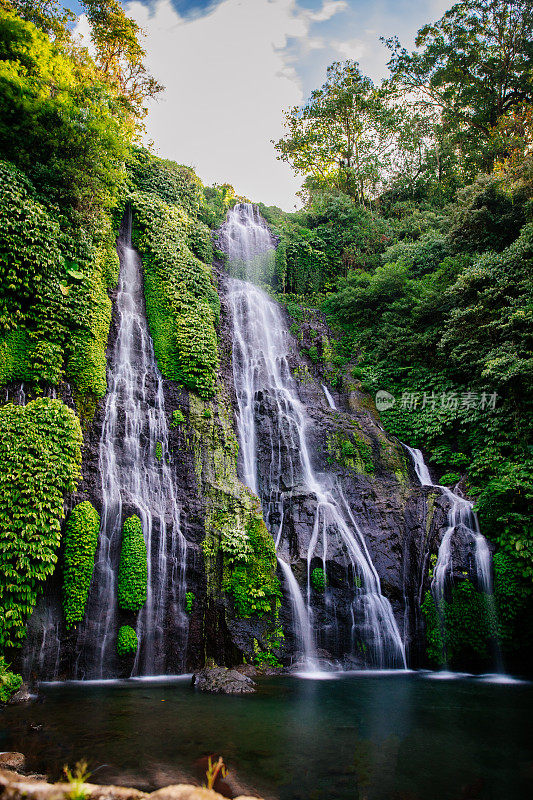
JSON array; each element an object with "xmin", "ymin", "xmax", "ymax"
[
  {"xmin": 404, "ymin": 444, "xmax": 501, "ymax": 670},
  {"xmin": 75, "ymin": 212, "xmax": 188, "ymax": 678},
  {"xmin": 222, "ymin": 204, "xmax": 406, "ymax": 670}
]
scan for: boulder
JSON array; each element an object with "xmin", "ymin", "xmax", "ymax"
[
  {"xmin": 8, "ymin": 684, "xmax": 33, "ymax": 705},
  {"xmin": 0, "ymin": 754, "xmax": 25, "ymax": 772},
  {"xmin": 192, "ymin": 667, "xmax": 255, "ymax": 694}
]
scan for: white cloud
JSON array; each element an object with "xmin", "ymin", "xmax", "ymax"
[
  {"xmin": 113, "ymin": 0, "xmax": 344, "ymax": 209},
  {"xmin": 74, "ymin": 0, "xmax": 453, "ymax": 209},
  {"xmin": 335, "ymin": 37, "xmax": 367, "ymax": 62},
  {"xmin": 307, "ymin": 0, "xmax": 348, "ymax": 23}
]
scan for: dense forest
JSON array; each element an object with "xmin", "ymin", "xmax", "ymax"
[{"xmin": 0, "ymin": 0, "xmax": 532, "ymax": 705}]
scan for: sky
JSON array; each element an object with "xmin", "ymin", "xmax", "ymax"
[{"xmin": 74, "ymin": 0, "xmax": 454, "ymax": 209}]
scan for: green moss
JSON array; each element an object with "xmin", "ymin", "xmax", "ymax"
[
  {"xmin": 130, "ymin": 191, "xmax": 219, "ymax": 399},
  {"xmin": 62, "ymin": 501, "xmax": 100, "ymax": 628},
  {"xmin": 171, "ymin": 409, "xmax": 185, "ymax": 426},
  {"xmin": 155, "ymin": 441, "xmax": 163, "ymax": 461},
  {"xmin": 117, "ymin": 515, "xmax": 147, "ymax": 612},
  {"xmin": 311, "ymin": 567, "xmax": 327, "ymax": 592},
  {"xmin": 189, "ymin": 388, "xmax": 281, "ymax": 619},
  {"xmin": 185, "ymin": 591, "xmax": 195, "ymax": 614},
  {"xmin": 421, "ymin": 581, "xmax": 490, "ymax": 668},
  {"xmin": 328, "ymin": 427, "xmax": 375, "ymax": 475},
  {"xmin": 0, "ymin": 399, "xmax": 82, "ymax": 648},
  {"xmin": 117, "ymin": 625, "xmax": 138, "ymax": 656}
]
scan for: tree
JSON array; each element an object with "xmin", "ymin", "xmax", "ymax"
[
  {"xmin": 274, "ymin": 61, "xmax": 400, "ymax": 205},
  {"xmin": 385, "ymin": 0, "xmax": 533, "ymax": 170},
  {"xmin": 2, "ymin": 0, "xmax": 74, "ymax": 41},
  {"xmin": 81, "ymin": 0, "xmax": 162, "ymax": 119}
]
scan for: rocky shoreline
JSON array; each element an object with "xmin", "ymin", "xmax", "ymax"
[{"xmin": 0, "ymin": 768, "xmax": 262, "ymax": 800}]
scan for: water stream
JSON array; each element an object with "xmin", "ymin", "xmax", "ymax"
[
  {"xmin": 404, "ymin": 444, "xmax": 502, "ymax": 670},
  {"xmin": 220, "ymin": 203, "xmax": 406, "ymax": 670},
  {"xmin": 73, "ymin": 212, "xmax": 188, "ymax": 678}
]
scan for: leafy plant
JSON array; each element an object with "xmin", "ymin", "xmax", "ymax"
[
  {"xmin": 63, "ymin": 760, "xmax": 91, "ymax": 800},
  {"xmin": 185, "ymin": 591, "xmax": 194, "ymax": 614},
  {"xmin": 0, "ymin": 399, "xmax": 82, "ymax": 648},
  {"xmin": 116, "ymin": 624, "xmax": 138, "ymax": 656},
  {"xmin": 117, "ymin": 515, "xmax": 147, "ymax": 612},
  {"xmin": 62, "ymin": 502, "xmax": 100, "ymax": 628},
  {"xmin": 311, "ymin": 567, "xmax": 327, "ymax": 592},
  {"xmin": 0, "ymin": 657, "xmax": 22, "ymax": 702},
  {"xmin": 204, "ymin": 756, "xmax": 227, "ymax": 791},
  {"xmin": 171, "ymin": 409, "xmax": 185, "ymax": 426}
]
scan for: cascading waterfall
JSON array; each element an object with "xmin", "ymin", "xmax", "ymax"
[
  {"xmin": 74, "ymin": 211, "xmax": 188, "ymax": 679},
  {"xmin": 404, "ymin": 444, "xmax": 501, "ymax": 670},
  {"xmin": 321, "ymin": 384, "xmax": 337, "ymax": 410},
  {"xmin": 220, "ymin": 203, "xmax": 406, "ymax": 670}
]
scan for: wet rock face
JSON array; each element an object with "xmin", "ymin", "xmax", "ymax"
[
  {"xmin": 20, "ymin": 253, "xmax": 478, "ymax": 680},
  {"xmin": 216, "ymin": 267, "xmax": 468, "ymax": 668}
]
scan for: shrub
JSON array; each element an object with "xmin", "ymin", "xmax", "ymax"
[
  {"xmin": 421, "ymin": 581, "xmax": 490, "ymax": 668},
  {"xmin": 117, "ymin": 625, "xmax": 138, "ymax": 656},
  {"xmin": 0, "ymin": 399, "xmax": 82, "ymax": 648},
  {"xmin": 439, "ymin": 472, "xmax": 461, "ymax": 486},
  {"xmin": 185, "ymin": 591, "xmax": 194, "ymax": 614},
  {"xmin": 171, "ymin": 409, "xmax": 185, "ymax": 426},
  {"xmin": 311, "ymin": 567, "xmax": 327, "ymax": 592},
  {"xmin": 62, "ymin": 501, "xmax": 100, "ymax": 628},
  {"xmin": 117, "ymin": 515, "xmax": 147, "ymax": 612},
  {"xmin": 0, "ymin": 657, "xmax": 22, "ymax": 702},
  {"xmin": 308, "ymin": 345, "xmax": 319, "ymax": 363},
  {"xmin": 130, "ymin": 191, "xmax": 219, "ymax": 399},
  {"xmin": 222, "ymin": 514, "xmax": 281, "ymax": 618}
]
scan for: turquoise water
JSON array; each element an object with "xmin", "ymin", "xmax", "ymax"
[{"xmin": 1, "ymin": 672, "xmax": 532, "ymax": 799}]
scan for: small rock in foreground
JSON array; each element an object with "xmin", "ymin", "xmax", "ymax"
[{"xmin": 0, "ymin": 753, "xmax": 25, "ymax": 772}]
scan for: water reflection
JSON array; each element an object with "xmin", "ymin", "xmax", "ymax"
[{"xmin": 1, "ymin": 674, "xmax": 531, "ymax": 800}]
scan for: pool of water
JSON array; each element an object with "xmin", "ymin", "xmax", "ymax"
[{"xmin": 1, "ymin": 672, "xmax": 532, "ymax": 800}]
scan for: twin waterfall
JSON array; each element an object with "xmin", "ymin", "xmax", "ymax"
[
  {"xmin": 23, "ymin": 203, "xmax": 499, "ymax": 680},
  {"xmin": 221, "ymin": 204, "xmax": 406, "ymax": 670}
]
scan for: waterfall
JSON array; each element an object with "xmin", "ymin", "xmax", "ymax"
[
  {"xmin": 321, "ymin": 384, "xmax": 337, "ymax": 410},
  {"xmin": 74, "ymin": 211, "xmax": 188, "ymax": 679},
  {"xmin": 404, "ymin": 444, "xmax": 502, "ymax": 670},
  {"xmin": 221, "ymin": 203, "xmax": 406, "ymax": 670}
]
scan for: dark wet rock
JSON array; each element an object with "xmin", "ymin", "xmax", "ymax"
[
  {"xmin": 192, "ymin": 666, "xmax": 255, "ymax": 694},
  {"xmin": 8, "ymin": 684, "xmax": 33, "ymax": 705}
]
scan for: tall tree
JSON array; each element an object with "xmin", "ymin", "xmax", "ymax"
[
  {"xmin": 384, "ymin": 0, "xmax": 533, "ymax": 170},
  {"xmin": 81, "ymin": 0, "xmax": 162, "ymax": 119},
  {"xmin": 274, "ymin": 61, "xmax": 400, "ymax": 205}
]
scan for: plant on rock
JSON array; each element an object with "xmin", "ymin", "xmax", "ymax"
[
  {"xmin": 117, "ymin": 625, "xmax": 138, "ymax": 656},
  {"xmin": 311, "ymin": 567, "xmax": 327, "ymax": 592},
  {"xmin": 117, "ymin": 515, "xmax": 147, "ymax": 612},
  {"xmin": 0, "ymin": 398, "xmax": 82, "ymax": 648},
  {"xmin": 185, "ymin": 591, "xmax": 195, "ymax": 614},
  {"xmin": 62, "ymin": 501, "xmax": 100, "ymax": 628}
]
